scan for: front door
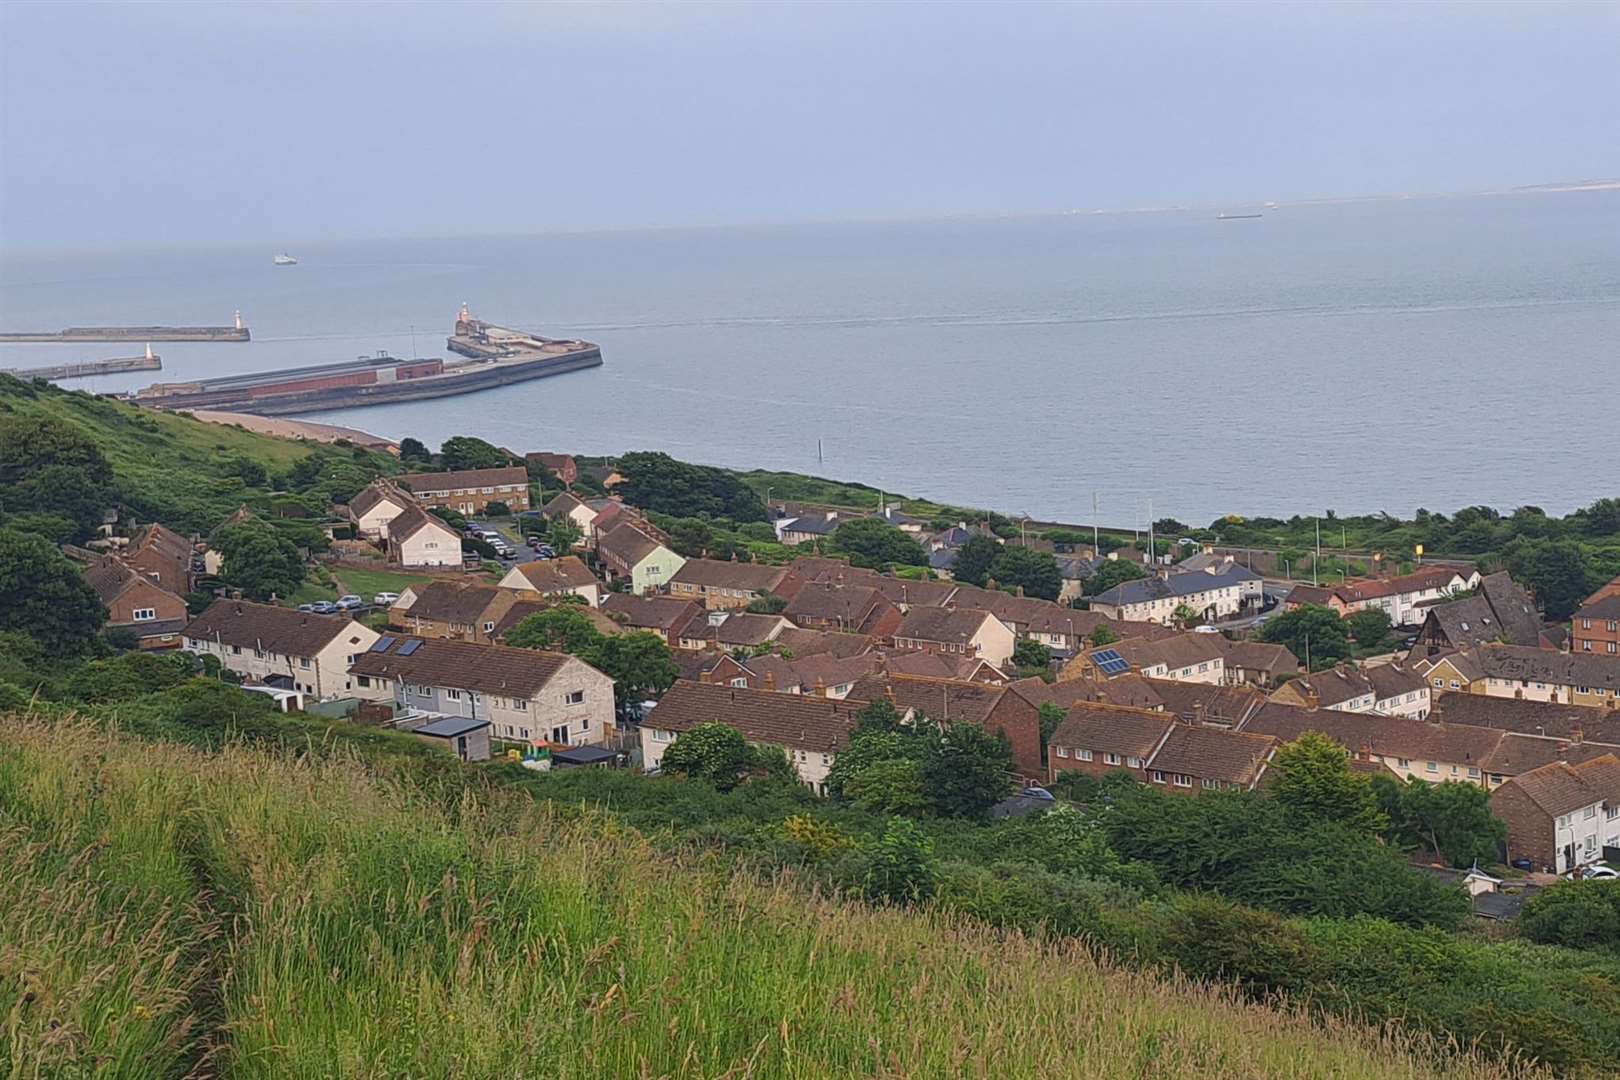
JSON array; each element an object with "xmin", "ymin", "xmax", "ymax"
[{"xmin": 551, "ymin": 724, "xmax": 570, "ymax": 745}]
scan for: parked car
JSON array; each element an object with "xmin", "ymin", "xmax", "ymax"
[
  {"xmin": 308, "ymin": 601, "xmax": 339, "ymax": 615},
  {"xmin": 535, "ymin": 544, "xmax": 556, "ymax": 559},
  {"xmin": 1510, "ymin": 857, "xmax": 1535, "ymax": 871},
  {"xmin": 373, "ymin": 591, "xmax": 401, "ymax": 606},
  {"xmin": 335, "ymin": 595, "xmax": 364, "ymax": 611},
  {"xmin": 296, "ymin": 603, "xmax": 316, "ymax": 613},
  {"xmin": 1581, "ymin": 865, "xmax": 1619, "ymax": 881}
]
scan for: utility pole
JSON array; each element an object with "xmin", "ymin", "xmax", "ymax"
[
  {"xmin": 1147, "ymin": 497, "xmax": 1155, "ymax": 567},
  {"xmin": 1314, "ymin": 518, "xmax": 1321, "ymax": 587},
  {"xmin": 1092, "ymin": 490, "xmax": 1100, "ymax": 554}
]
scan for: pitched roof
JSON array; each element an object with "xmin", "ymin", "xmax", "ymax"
[
  {"xmin": 1143, "ymin": 679, "xmax": 1264, "ymax": 726},
  {"xmin": 350, "ymin": 635, "xmax": 588, "ymax": 697},
  {"xmin": 507, "ymin": 555, "xmax": 598, "ymax": 592},
  {"xmin": 895, "ymin": 605, "xmax": 996, "ymax": 645},
  {"xmin": 1364, "ymin": 662, "xmax": 1427, "ymax": 701},
  {"xmin": 184, "ymin": 599, "xmax": 366, "ymax": 657},
  {"xmin": 746, "ymin": 652, "xmax": 880, "ymax": 693},
  {"xmin": 389, "ymin": 502, "xmax": 459, "ymax": 544},
  {"xmin": 601, "ymin": 593, "xmax": 702, "ymax": 632},
  {"xmin": 772, "ymin": 627, "xmax": 877, "ymax": 658},
  {"xmin": 783, "ymin": 582, "xmax": 888, "ymax": 626},
  {"xmin": 127, "ymin": 522, "xmax": 192, "ymax": 571},
  {"xmin": 1479, "ymin": 733, "xmax": 1620, "ymax": 777},
  {"xmin": 1089, "ymin": 571, "xmax": 1244, "ymax": 607},
  {"xmin": 644, "ymin": 680, "xmax": 860, "ymax": 754},
  {"xmin": 1496, "ymin": 754, "xmax": 1620, "ymax": 818},
  {"xmin": 670, "ymin": 558, "xmax": 793, "ymax": 593},
  {"xmin": 1424, "ymin": 572, "xmax": 1542, "ymax": 649},
  {"xmin": 489, "ymin": 598, "xmax": 620, "ymax": 642},
  {"xmin": 868, "ymin": 575, "xmax": 957, "ymax": 609},
  {"xmin": 1149, "ymin": 725, "xmax": 1276, "ymax": 785},
  {"xmin": 1428, "ymin": 693, "xmax": 1620, "ymax": 745},
  {"xmin": 597, "ymin": 522, "xmax": 664, "ymax": 566},
  {"xmin": 714, "ymin": 612, "xmax": 791, "ymax": 647},
  {"xmin": 400, "ymin": 581, "xmax": 502, "ymax": 625},
  {"xmin": 1048, "ymin": 703, "xmax": 1174, "ymax": 758},
  {"xmin": 1473, "ymin": 645, "xmax": 1620, "ymax": 692},
  {"xmin": 1218, "ymin": 639, "xmax": 1299, "ymax": 677},
  {"xmin": 1009, "ymin": 674, "xmax": 1166, "ymax": 713},
  {"xmin": 1330, "ymin": 566, "xmax": 1467, "ymax": 604},
  {"xmin": 1284, "ymin": 584, "xmax": 1336, "ymax": 608},
  {"xmin": 885, "ymin": 651, "xmax": 1006, "ymax": 683},
  {"xmin": 543, "ymin": 491, "xmax": 586, "ymax": 517},
  {"xmin": 1082, "ymin": 632, "xmax": 1225, "ymax": 675},
  {"xmin": 1279, "ymin": 665, "xmax": 1379, "ymax": 709},
  {"xmin": 349, "ymin": 478, "xmax": 412, "ymax": 518},
  {"xmin": 396, "ymin": 466, "xmax": 527, "ymax": 493},
  {"xmin": 83, "ymin": 555, "xmax": 151, "ymax": 605},
  {"xmin": 1240, "ymin": 702, "xmax": 1504, "ymax": 766}
]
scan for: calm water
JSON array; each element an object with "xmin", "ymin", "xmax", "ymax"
[{"xmin": 3, "ymin": 191, "xmax": 1617, "ymax": 525}]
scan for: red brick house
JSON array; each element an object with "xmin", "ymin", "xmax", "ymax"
[
  {"xmin": 84, "ymin": 555, "xmax": 190, "ymax": 649},
  {"xmin": 845, "ymin": 671, "xmax": 1043, "ymax": 780},
  {"xmin": 782, "ymin": 582, "xmax": 902, "ymax": 637}
]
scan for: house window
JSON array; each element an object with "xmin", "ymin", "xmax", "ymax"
[
  {"xmin": 1425, "ymin": 761, "xmax": 1438, "ymax": 773},
  {"xmin": 1468, "ymin": 768, "xmax": 1480, "ymax": 779},
  {"xmin": 513, "ymin": 699, "xmax": 526, "ymax": 710},
  {"xmin": 1397, "ymin": 758, "xmax": 1411, "ymax": 768},
  {"xmin": 1556, "ymin": 814, "xmax": 1568, "ymax": 829},
  {"xmin": 1150, "ymin": 770, "xmax": 1166, "ymax": 784},
  {"xmin": 446, "ymin": 689, "xmax": 462, "ymax": 701},
  {"xmin": 652, "ymin": 729, "xmax": 673, "ymax": 743},
  {"xmin": 299, "ymin": 658, "xmax": 311, "ymax": 669},
  {"xmin": 133, "ymin": 608, "xmax": 156, "ymax": 622},
  {"xmin": 1432, "ymin": 678, "xmax": 1443, "ymax": 687},
  {"xmin": 1174, "ymin": 774, "xmax": 1192, "ymax": 788},
  {"xmin": 484, "ymin": 622, "xmax": 495, "ymax": 633},
  {"xmin": 1126, "ymin": 756, "xmax": 1142, "ymax": 768},
  {"xmin": 565, "ymin": 690, "xmax": 585, "ymax": 705},
  {"xmin": 729, "ymin": 677, "xmax": 748, "ymax": 688},
  {"xmin": 1077, "ymin": 749, "xmax": 1092, "ymax": 761},
  {"xmin": 1103, "ymin": 752, "xmax": 1120, "ymax": 766},
  {"xmin": 1585, "ymin": 805, "xmax": 1598, "ymax": 820},
  {"xmin": 1056, "ymin": 747, "xmax": 1070, "ymax": 759},
  {"xmin": 1201, "ymin": 778, "xmax": 1218, "ymax": 789},
  {"xmin": 1449, "ymin": 680, "xmax": 1460, "ymax": 689},
  {"xmin": 357, "ymin": 676, "xmax": 371, "ymax": 688}
]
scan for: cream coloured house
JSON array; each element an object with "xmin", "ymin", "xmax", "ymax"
[
  {"xmin": 890, "ymin": 606, "xmax": 1016, "ymax": 670},
  {"xmin": 182, "ymin": 599, "xmax": 383, "ymax": 700},
  {"xmin": 1087, "ymin": 566, "xmax": 1246, "ymax": 626},
  {"xmin": 347, "ymin": 479, "xmax": 414, "ymax": 540},
  {"xmin": 387, "ymin": 503, "xmax": 464, "ymax": 567}
]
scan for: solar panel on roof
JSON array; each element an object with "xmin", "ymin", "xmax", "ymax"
[
  {"xmin": 397, "ymin": 639, "xmax": 422, "ymax": 656},
  {"xmin": 1097, "ymin": 657, "xmax": 1131, "ymax": 675},
  {"xmin": 1093, "ymin": 649, "xmax": 1122, "ymax": 663},
  {"xmin": 370, "ymin": 636, "xmax": 397, "ymax": 653}
]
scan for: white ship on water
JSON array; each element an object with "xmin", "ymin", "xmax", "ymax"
[{"xmin": 272, "ymin": 253, "xmax": 298, "ymax": 266}]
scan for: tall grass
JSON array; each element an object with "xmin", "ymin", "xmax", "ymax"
[{"xmin": 1, "ymin": 715, "xmax": 1544, "ymax": 1079}]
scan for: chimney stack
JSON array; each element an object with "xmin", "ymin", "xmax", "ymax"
[
  {"xmin": 764, "ymin": 670, "xmax": 776, "ymax": 691},
  {"xmin": 1305, "ymin": 684, "xmax": 1320, "ymax": 711},
  {"xmin": 1572, "ymin": 724, "xmax": 1585, "ymax": 746},
  {"xmin": 813, "ymin": 677, "xmax": 827, "ymax": 698}
]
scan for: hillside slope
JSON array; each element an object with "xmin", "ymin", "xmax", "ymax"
[{"xmin": 0, "ymin": 714, "xmax": 1534, "ymax": 1080}]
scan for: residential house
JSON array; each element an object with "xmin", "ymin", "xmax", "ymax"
[
  {"xmin": 1572, "ymin": 594, "xmax": 1620, "ymax": 658},
  {"xmin": 771, "ymin": 626, "xmax": 878, "ymax": 659},
  {"xmin": 1429, "ymin": 693, "xmax": 1620, "ymax": 746},
  {"xmin": 388, "ymin": 582, "xmax": 525, "ymax": 644},
  {"xmin": 668, "ymin": 558, "xmax": 805, "ymax": 611},
  {"xmin": 776, "ymin": 512, "xmax": 845, "ymax": 546},
  {"xmin": 498, "ymin": 555, "xmax": 603, "ymax": 606},
  {"xmin": 884, "ymin": 650, "xmax": 1008, "ymax": 684},
  {"xmin": 845, "ymin": 672, "xmax": 1043, "ymax": 779},
  {"xmin": 83, "ymin": 555, "xmax": 189, "ymax": 649},
  {"xmin": 745, "ymin": 652, "xmax": 881, "ymax": 698},
  {"xmin": 346, "ymin": 479, "xmax": 414, "ymax": 540},
  {"xmin": 674, "ymin": 650, "xmax": 757, "ymax": 689},
  {"xmin": 1268, "ymin": 662, "xmax": 1430, "ymax": 719},
  {"xmin": 525, "ymin": 451, "xmax": 577, "ymax": 486},
  {"xmin": 1009, "ymin": 672, "xmax": 1167, "ymax": 714},
  {"xmin": 351, "ymin": 636, "xmax": 613, "ymax": 747},
  {"xmin": 1167, "ymin": 557, "xmax": 1266, "ymax": 610},
  {"xmin": 600, "ymin": 593, "xmax": 705, "ymax": 647},
  {"xmin": 890, "ymin": 606, "xmax": 1016, "ymax": 669},
  {"xmin": 1046, "ymin": 703, "xmax": 1276, "ymax": 793},
  {"xmin": 1489, "ymin": 755, "xmax": 1620, "ymax": 874},
  {"xmin": 1412, "ymin": 572, "xmax": 1543, "ymax": 656},
  {"xmin": 596, "ymin": 523, "xmax": 685, "ymax": 595},
  {"xmin": 673, "ymin": 610, "xmax": 794, "ymax": 653},
  {"xmin": 1085, "ymin": 567, "xmax": 1247, "ymax": 626},
  {"xmin": 487, "ymin": 597, "xmax": 622, "ymax": 644},
  {"xmin": 541, "ymin": 491, "xmax": 601, "ymax": 538},
  {"xmin": 1063, "ymin": 632, "xmax": 1227, "ymax": 685},
  {"xmin": 1238, "ymin": 701, "xmax": 1505, "ymax": 788},
  {"xmin": 386, "ymin": 504, "xmax": 463, "ymax": 567},
  {"xmin": 1284, "ymin": 566, "xmax": 1476, "ymax": 625},
  {"xmin": 1142, "ymin": 679, "xmax": 1266, "ymax": 727},
  {"xmin": 782, "ymin": 582, "xmax": 902, "ymax": 637},
  {"xmin": 1468, "ymin": 645, "xmax": 1620, "ymax": 708},
  {"xmin": 1217, "ymin": 639, "xmax": 1300, "ymax": 688},
  {"xmin": 641, "ymin": 680, "xmax": 861, "ymax": 792},
  {"xmin": 396, "ymin": 466, "xmax": 530, "ymax": 515},
  {"xmin": 120, "ymin": 522, "xmax": 195, "ymax": 594},
  {"xmin": 183, "ymin": 599, "xmax": 381, "ymax": 699}
]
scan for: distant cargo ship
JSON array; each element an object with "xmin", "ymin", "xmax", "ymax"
[
  {"xmin": 1217, "ymin": 212, "xmax": 1264, "ymax": 220},
  {"xmin": 273, "ymin": 253, "xmax": 298, "ymax": 266},
  {"xmin": 127, "ymin": 306, "xmax": 601, "ymax": 416}
]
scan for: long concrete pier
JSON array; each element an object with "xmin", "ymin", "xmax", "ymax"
[
  {"xmin": 3, "ymin": 352, "xmax": 163, "ymax": 381},
  {"xmin": 0, "ymin": 311, "xmax": 249, "ymax": 343}
]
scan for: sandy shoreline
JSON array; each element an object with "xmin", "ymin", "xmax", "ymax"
[{"xmin": 183, "ymin": 409, "xmax": 398, "ymax": 453}]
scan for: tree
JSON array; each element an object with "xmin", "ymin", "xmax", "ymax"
[
  {"xmin": 505, "ymin": 607, "xmax": 604, "ymax": 654},
  {"xmin": 1086, "ymin": 559, "xmax": 1148, "ymax": 596},
  {"xmin": 1013, "ymin": 638, "xmax": 1052, "ymax": 671},
  {"xmin": 612, "ymin": 451, "xmax": 766, "ymax": 522},
  {"xmin": 1153, "ymin": 517, "xmax": 1189, "ymax": 536},
  {"xmin": 987, "ymin": 546, "xmax": 1062, "ymax": 601},
  {"xmin": 0, "ymin": 528, "xmax": 105, "ymax": 656},
  {"xmin": 1519, "ymin": 882, "xmax": 1620, "ymax": 949},
  {"xmin": 1037, "ymin": 701, "xmax": 1066, "ymax": 767},
  {"xmin": 1269, "ymin": 733, "xmax": 1387, "ymax": 837},
  {"xmin": 398, "ymin": 437, "xmax": 432, "ymax": 464},
  {"xmin": 546, "ymin": 514, "xmax": 584, "ymax": 552},
  {"xmin": 825, "ymin": 726, "xmax": 927, "ymax": 798},
  {"xmin": 920, "ymin": 722, "xmax": 1016, "ymax": 819},
  {"xmin": 667, "ymin": 518, "xmax": 714, "ymax": 558},
  {"xmin": 590, "ymin": 630, "xmax": 680, "ymax": 704},
  {"xmin": 1574, "ymin": 497, "xmax": 1620, "ymax": 537},
  {"xmin": 745, "ymin": 592, "xmax": 788, "ymax": 614},
  {"xmin": 1374, "ymin": 776, "xmax": 1507, "ymax": 868},
  {"xmin": 843, "ymin": 758, "xmax": 928, "ymax": 815},
  {"xmin": 1170, "ymin": 603, "xmax": 1202, "ymax": 629},
  {"xmin": 1088, "ymin": 625, "xmax": 1118, "ymax": 647},
  {"xmin": 950, "ymin": 535, "xmax": 1002, "ymax": 588},
  {"xmin": 829, "ymin": 518, "xmax": 925, "ymax": 569},
  {"xmin": 213, "ymin": 521, "xmax": 305, "ymax": 601},
  {"xmin": 1346, "ymin": 607, "xmax": 1392, "ymax": 648},
  {"xmin": 659, "ymin": 721, "xmax": 754, "ymax": 791},
  {"xmin": 438, "ymin": 435, "xmax": 511, "ymax": 471},
  {"xmin": 858, "ymin": 818, "xmax": 938, "ymax": 904},
  {"xmin": 1257, "ymin": 605, "xmax": 1352, "ymax": 670},
  {"xmin": 1503, "ymin": 539, "xmax": 1592, "ymax": 620}
]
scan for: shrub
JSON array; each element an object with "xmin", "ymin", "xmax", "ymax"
[{"xmin": 1520, "ymin": 881, "xmax": 1620, "ymax": 949}]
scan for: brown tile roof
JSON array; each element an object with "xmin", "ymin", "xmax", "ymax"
[
  {"xmin": 1240, "ymin": 702, "xmax": 1504, "ymax": 766},
  {"xmin": 1280, "ymin": 665, "xmax": 1378, "ymax": 709},
  {"xmin": 400, "ymin": 581, "xmax": 502, "ymax": 625},
  {"xmin": 1284, "ymin": 584, "xmax": 1335, "ymax": 608},
  {"xmin": 1149, "ymin": 725, "xmax": 1276, "ymax": 786},
  {"xmin": 869, "ymin": 575, "xmax": 957, "ymax": 608},
  {"xmin": 184, "ymin": 599, "xmax": 366, "ymax": 657},
  {"xmin": 507, "ymin": 556, "xmax": 598, "ymax": 592},
  {"xmin": 1009, "ymin": 674, "xmax": 1166, "ymax": 713},
  {"xmin": 772, "ymin": 627, "xmax": 877, "ymax": 658},
  {"xmin": 1577, "ymin": 595, "xmax": 1620, "ymax": 621},
  {"xmin": 1218, "ymin": 639, "xmax": 1299, "ymax": 678},
  {"xmin": 1364, "ymin": 662, "xmax": 1427, "ymax": 701},
  {"xmin": 747, "ymin": 652, "xmax": 880, "ymax": 693},
  {"xmin": 644, "ymin": 680, "xmax": 860, "ymax": 754},
  {"xmin": 543, "ymin": 491, "xmax": 586, "ymax": 517},
  {"xmin": 349, "ymin": 635, "xmax": 584, "ymax": 698},
  {"xmin": 126, "ymin": 523, "xmax": 193, "ymax": 578},
  {"xmin": 1473, "ymin": 645, "xmax": 1620, "ymax": 693},
  {"xmin": 1049, "ymin": 703, "xmax": 1174, "ymax": 759},
  {"xmin": 671, "ymin": 558, "xmax": 795, "ymax": 593},
  {"xmin": 396, "ymin": 466, "xmax": 527, "ymax": 494},
  {"xmin": 1330, "ymin": 567, "xmax": 1467, "ymax": 604},
  {"xmin": 1428, "ymin": 693, "xmax": 1620, "ymax": 744},
  {"xmin": 1082, "ymin": 633, "xmax": 1225, "ymax": 676},
  {"xmin": 885, "ymin": 651, "xmax": 1005, "ymax": 682},
  {"xmin": 388, "ymin": 502, "xmax": 459, "ymax": 544},
  {"xmin": 846, "ymin": 673, "xmax": 1005, "ymax": 726},
  {"xmin": 601, "ymin": 593, "xmax": 702, "ymax": 632},
  {"xmin": 348, "ymin": 478, "xmax": 412, "ymax": 518},
  {"xmin": 83, "ymin": 555, "xmax": 148, "ymax": 605},
  {"xmin": 1142, "ymin": 680, "xmax": 1264, "ymax": 726},
  {"xmin": 713, "ymin": 612, "xmax": 791, "ymax": 647},
  {"xmin": 597, "ymin": 522, "xmax": 663, "ymax": 566},
  {"xmin": 1496, "ymin": 754, "xmax": 1620, "ymax": 818},
  {"xmin": 1480, "ymin": 733, "xmax": 1620, "ymax": 777},
  {"xmin": 895, "ymin": 605, "xmax": 996, "ymax": 645},
  {"xmin": 783, "ymin": 582, "xmax": 888, "ymax": 627}
]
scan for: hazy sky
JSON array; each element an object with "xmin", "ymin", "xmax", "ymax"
[{"xmin": 2, "ymin": 1, "xmax": 1616, "ymax": 250}]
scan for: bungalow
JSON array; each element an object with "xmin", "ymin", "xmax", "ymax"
[
  {"xmin": 782, "ymin": 582, "xmax": 902, "ymax": 638},
  {"xmin": 346, "ymin": 479, "xmax": 414, "ymax": 540},
  {"xmin": 386, "ymin": 504, "xmax": 463, "ymax": 567},
  {"xmin": 396, "ymin": 466, "xmax": 530, "ymax": 516},
  {"xmin": 349, "ymin": 635, "xmax": 615, "ymax": 748},
  {"xmin": 890, "ymin": 606, "xmax": 1016, "ymax": 669},
  {"xmin": 777, "ymin": 512, "xmax": 845, "ymax": 546},
  {"xmin": 845, "ymin": 671, "xmax": 1043, "ymax": 779},
  {"xmin": 642, "ymin": 680, "xmax": 861, "ymax": 791},
  {"xmin": 183, "ymin": 599, "xmax": 381, "ymax": 699},
  {"xmin": 1086, "ymin": 567, "xmax": 1246, "ymax": 626},
  {"xmin": 83, "ymin": 554, "xmax": 189, "ymax": 649},
  {"xmin": 668, "ymin": 558, "xmax": 805, "ymax": 611},
  {"xmin": 1489, "ymin": 754, "xmax": 1620, "ymax": 874},
  {"xmin": 498, "ymin": 555, "xmax": 603, "ymax": 606},
  {"xmin": 596, "ymin": 523, "xmax": 685, "ymax": 595}
]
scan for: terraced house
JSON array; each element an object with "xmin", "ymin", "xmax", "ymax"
[
  {"xmin": 1064, "ymin": 632, "xmax": 1227, "ymax": 685},
  {"xmin": 83, "ymin": 554, "xmax": 189, "ymax": 649},
  {"xmin": 348, "ymin": 635, "xmax": 614, "ymax": 748},
  {"xmin": 1046, "ymin": 703, "xmax": 1277, "ymax": 793},
  {"xmin": 396, "ymin": 465, "xmax": 530, "ymax": 516},
  {"xmin": 1085, "ymin": 566, "xmax": 1247, "ymax": 626},
  {"xmin": 1268, "ymin": 662, "xmax": 1430, "ymax": 719},
  {"xmin": 890, "ymin": 605, "xmax": 1016, "ymax": 669},
  {"xmin": 183, "ymin": 599, "xmax": 381, "ymax": 699},
  {"xmin": 668, "ymin": 558, "xmax": 804, "ymax": 611},
  {"xmin": 497, "ymin": 555, "xmax": 603, "ymax": 606}
]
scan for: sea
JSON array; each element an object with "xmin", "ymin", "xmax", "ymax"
[{"xmin": 3, "ymin": 190, "xmax": 1617, "ymax": 527}]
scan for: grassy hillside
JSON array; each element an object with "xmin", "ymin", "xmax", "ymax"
[{"xmin": 1, "ymin": 713, "xmax": 1535, "ymax": 1080}]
